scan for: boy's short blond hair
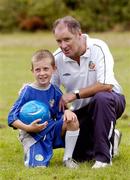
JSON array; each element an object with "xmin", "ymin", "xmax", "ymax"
[{"xmin": 31, "ymin": 49, "xmax": 55, "ymax": 70}]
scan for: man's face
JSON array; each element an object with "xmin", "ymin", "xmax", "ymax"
[{"xmin": 54, "ymin": 23, "xmax": 82, "ymax": 60}]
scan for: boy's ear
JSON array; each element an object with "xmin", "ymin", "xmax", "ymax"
[{"xmin": 31, "ymin": 69, "xmax": 34, "ymax": 73}]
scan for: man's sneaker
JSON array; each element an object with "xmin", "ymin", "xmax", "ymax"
[
  {"xmin": 92, "ymin": 161, "xmax": 112, "ymax": 169},
  {"xmin": 63, "ymin": 158, "xmax": 79, "ymax": 169},
  {"xmin": 113, "ymin": 129, "xmax": 122, "ymax": 157}
]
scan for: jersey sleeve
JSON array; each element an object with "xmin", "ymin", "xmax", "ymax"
[
  {"xmin": 95, "ymin": 41, "xmax": 115, "ymax": 85},
  {"xmin": 8, "ymin": 85, "xmax": 29, "ymax": 127}
]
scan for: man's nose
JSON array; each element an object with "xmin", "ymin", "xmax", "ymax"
[{"xmin": 61, "ymin": 41, "xmax": 67, "ymax": 49}]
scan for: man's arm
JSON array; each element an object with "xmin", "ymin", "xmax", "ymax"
[
  {"xmin": 61, "ymin": 82, "xmax": 113, "ymax": 104},
  {"xmin": 78, "ymin": 82, "xmax": 113, "ymax": 98}
]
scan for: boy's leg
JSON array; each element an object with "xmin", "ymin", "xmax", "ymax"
[
  {"xmin": 63, "ymin": 129, "xmax": 79, "ymax": 162},
  {"xmin": 62, "ymin": 118, "xmax": 80, "ymax": 168},
  {"xmin": 53, "ymin": 118, "xmax": 79, "ymax": 168},
  {"xmin": 19, "ymin": 125, "xmax": 55, "ymax": 168},
  {"xmin": 26, "ymin": 136, "xmax": 53, "ymax": 167}
]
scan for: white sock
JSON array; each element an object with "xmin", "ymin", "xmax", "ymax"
[{"xmin": 63, "ymin": 129, "xmax": 79, "ymax": 161}]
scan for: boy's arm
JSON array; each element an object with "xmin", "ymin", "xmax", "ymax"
[{"xmin": 12, "ymin": 119, "xmax": 48, "ymax": 133}]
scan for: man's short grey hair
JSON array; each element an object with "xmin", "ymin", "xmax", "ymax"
[{"xmin": 52, "ymin": 16, "xmax": 81, "ymax": 34}]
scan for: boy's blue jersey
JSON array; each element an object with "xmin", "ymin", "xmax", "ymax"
[{"xmin": 8, "ymin": 83, "xmax": 63, "ymax": 141}]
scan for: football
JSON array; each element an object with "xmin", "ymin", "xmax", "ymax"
[{"xmin": 19, "ymin": 100, "xmax": 50, "ymax": 124}]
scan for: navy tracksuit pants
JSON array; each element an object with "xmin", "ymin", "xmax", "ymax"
[{"xmin": 73, "ymin": 91, "xmax": 126, "ymax": 163}]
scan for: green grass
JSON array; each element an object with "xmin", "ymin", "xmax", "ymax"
[{"xmin": 0, "ymin": 31, "xmax": 130, "ymax": 180}]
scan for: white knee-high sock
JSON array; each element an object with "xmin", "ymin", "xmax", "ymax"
[{"xmin": 63, "ymin": 129, "xmax": 79, "ymax": 161}]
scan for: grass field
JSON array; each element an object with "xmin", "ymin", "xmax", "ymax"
[{"xmin": 0, "ymin": 31, "xmax": 130, "ymax": 180}]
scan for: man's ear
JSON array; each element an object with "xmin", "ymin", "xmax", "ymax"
[
  {"xmin": 76, "ymin": 30, "xmax": 82, "ymax": 39},
  {"xmin": 79, "ymin": 30, "xmax": 82, "ymax": 36}
]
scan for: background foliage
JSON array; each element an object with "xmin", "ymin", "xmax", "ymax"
[{"xmin": 0, "ymin": 0, "xmax": 130, "ymax": 32}]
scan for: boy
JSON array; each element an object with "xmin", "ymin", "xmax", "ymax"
[{"xmin": 8, "ymin": 49, "xmax": 79, "ymax": 168}]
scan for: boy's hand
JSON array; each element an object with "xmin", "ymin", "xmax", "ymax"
[
  {"xmin": 12, "ymin": 119, "xmax": 48, "ymax": 133},
  {"xmin": 63, "ymin": 110, "xmax": 77, "ymax": 123},
  {"xmin": 27, "ymin": 119, "xmax": 48, "ymax": 133}
]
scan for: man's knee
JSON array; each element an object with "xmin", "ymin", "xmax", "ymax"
[{"xmin": 93, "ymin": 92, "xmax": 111, "ymax": 104}]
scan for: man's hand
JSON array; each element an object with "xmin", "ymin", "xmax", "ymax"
[
  {"xmin": 59, "ymin": 97, "xmax": 67, "ymax": 112},
  {"xmin": 62, "ymin": 93, "xmax": 76, "ymax": 103},
  {"xmin": 59, "ymin": 93, "xmax": 76, "ymax": 111}
]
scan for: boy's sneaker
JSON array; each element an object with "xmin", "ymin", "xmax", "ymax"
[
  {"xmin": 92, "ymin": 161, "xmax": 112, "ymax": 169},
  {"xmin": 63, "ymin": 158, "xmax": 79, "ymax": 169},
  {"xmin": 113, "ymin": 129, "xmax": 122, "ymax": 157}
]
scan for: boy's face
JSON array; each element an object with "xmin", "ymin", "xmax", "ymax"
[{"xmin": 32, "ymin": 58, "xmax": 55, "ymax": 87}]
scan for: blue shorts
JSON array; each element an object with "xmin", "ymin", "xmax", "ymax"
[{"xmin": 24, "ymin": 119, "xmax": 65, "ymax": 167}]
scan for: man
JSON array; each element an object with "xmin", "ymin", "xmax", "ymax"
[{"xmin": 51, "ymin": 16, "xmax": 126, "ymax": 169}]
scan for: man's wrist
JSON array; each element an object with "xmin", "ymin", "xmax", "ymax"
[{"xmin": 73, "ymin": 89, "xmax": 80, "ymax": 99}]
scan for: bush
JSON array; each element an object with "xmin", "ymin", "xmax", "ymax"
[
  {"xmin": 0, "ymin": 0, "xmax": 18, "ymax": 31},
  {"xmin": 19, "ymin": 16, "xmax": 44, "ymax": 31},
  {"xmin": 0, "ymin": 0, "xmax": 130, "ymax": 32},
  {"xmin": 26, "ymin": 0, "xmax": 69, "ymax": 29}
]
